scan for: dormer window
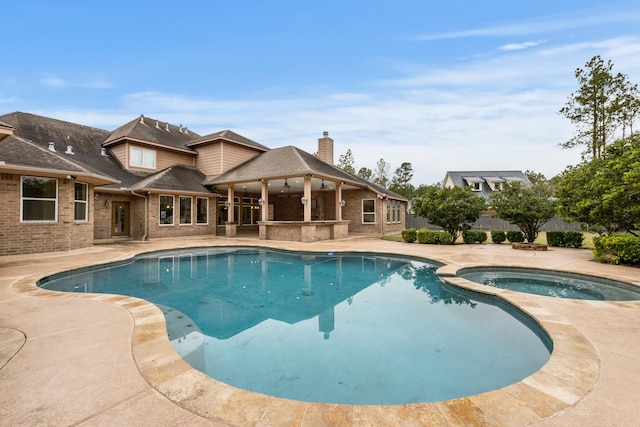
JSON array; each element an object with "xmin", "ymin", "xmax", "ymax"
[
  {"xmin": 483, "ymin": 177, "xmax": 505, "ymax": 191},
  {"xmin": 463, "ymin": 177, "xmax": 484, "ymax": 192},
  {"xmin": 130, "ymin": 146, "xmax": 156, "ymax": 169}
]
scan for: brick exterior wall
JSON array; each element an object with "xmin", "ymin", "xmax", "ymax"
[
  {"xmin": 147, "ymin": 194, "xmax": 217, "ymax": 239},
  {"xmin": 341, "ymin": 189, "xmax": 405, "ymax": 235},
  {"xmin": 0, "ymin": 173, "xmax": 94, "ymax": 255}
]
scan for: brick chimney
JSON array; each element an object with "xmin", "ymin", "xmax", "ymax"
[{"xmin": 318, "ymin": 131, "xmax": 334, "ymax": 165}]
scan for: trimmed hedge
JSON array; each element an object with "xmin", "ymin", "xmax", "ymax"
[
  {"xmin": 401, "ymin": 228, "xmax": 417, "ymax": 243},
  {"xmin": 547, "ymin": 231, "xmax": 584, "ymax": 248},
  {"xmin": 593, "ymin": 235, "xmax": 640, "ymax": 266},
  {"xmin": 462, "ymin": 230, "xmax": 488, "ymax": 244},
  {"xmin": 417, "ymin": 228, "xmax": 449, "ymax": 244},
  {"xmin": 506, "ymin": 230, "xmax": 525, "ymax": 243},
  {"xmin": 490, "ymin": 230, "xmax": 506, "ymax": 244}
]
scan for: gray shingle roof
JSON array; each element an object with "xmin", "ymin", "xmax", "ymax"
[
  {"xmin": 129, "ymin": 165, "xmax": 217, "ymax": 195},
  {"xmin": 206, "ymin": 145, "xmax": 408, "ymax": 201},
  {"xmin": 206, "ymin": 145, "xmax": 362, "ymax": 185},
  {"xmin": 187, "ymin": 129, "xmax": 269, "ymax": 152},
  {"xmin": 444, "ymin": 170, "xmax": 530, "ymax": 199},
  {"xmin": 103, "ymin": 114, "xmax": 200, "ymax": 152}
]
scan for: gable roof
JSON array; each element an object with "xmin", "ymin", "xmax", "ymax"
[
  {"xmin": 129, "ymin": 165, "xmax": 217, "ymax": 195},
  {"xmin": 206, "ymin": 145, "xmax": 362, "ymax": 185},
  {"xmin": 206, "ymin": 145, "xmax": 408, "ymax": 201},
  {"xmin": 187, "ymin": 129, "xmax": 269, "ymax": 152},
  {"xmin": 444, "ymin": 170, "xmax": 530, "ymax": 199},
  {"xmin": 103, "ymin": 114, "xmax": 200, "ymax": 153}
]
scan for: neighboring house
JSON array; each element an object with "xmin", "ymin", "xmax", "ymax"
[
  {"xmin": 0, "ymin": 112, "xmax": 407, "ymax": 255},
  {"xmin": 442, "ymin": 170, "xmax": 530, "ymax": 199}
]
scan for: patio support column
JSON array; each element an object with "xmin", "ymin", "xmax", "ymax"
[
  {"xmin": 225, "ymin": 185, "xmax": 236, "ymax": 237},
  {"xmin": 260, "ymin": 179, "xmax": 269, "ymax": 222},
  {"xmin": 335, "ymin": 182, "xmax": 342, "ymax": 221},
  {"xmin": 303, "ymin": 175, "xmax": 312, "ymax": 222}
]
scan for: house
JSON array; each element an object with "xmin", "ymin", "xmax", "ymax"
[
  {"xmin": 442, "ymin": 170, "xmax": 530, "ymax": 199},
  {"xmin": 0, "ymin": 112, "xmax": 407, "ymax": 255}
]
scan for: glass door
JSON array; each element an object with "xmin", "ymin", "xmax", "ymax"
[{"xmin": 111, "ymin": 202, "xmax": 130, "ymax": 237}]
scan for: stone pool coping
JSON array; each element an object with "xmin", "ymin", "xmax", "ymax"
[{"xmin": 2, "ymin": 236, "xmax": 639, "ymax": 426}]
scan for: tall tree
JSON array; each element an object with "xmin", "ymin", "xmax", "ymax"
[
  {"xmin": 559, "ymin": 55, "xmax": 628, "ymax": 159},
  {"xmin": 413, "ymin": 186, "xmax": 486, "ymax": 244},
  {"xmin": 389, "ymin": 162, "xmax": 415, "ymax": 199},
  {"xmin": 555, "ymin": 134, "xmax": 640, "ymax": 235},
  {"xmin": 490, "ymin": 181, "xmax": 557, "ymax": 243},
  {"xmin": 337, "ymin": 149, "xmax": 356, "ymax": 174},
  {"xmin": 373, "ymin": 158, "xmax": 390, "ymax": 188},
  {"xmin": 357, "ymin": 167, "xmax": 372, "ymax": 181}
]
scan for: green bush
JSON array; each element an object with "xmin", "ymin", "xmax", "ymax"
[
  {"xmin": 506, "ymin": 230, "xmax": 525, "ymax": 243},
  {"xmin": 547, "ymin": 231, "xmax": 584, "ymax": 248},
  {"xmin": 417, "ymin": 229, "xmax": 449, "ymax": 244},
  {"xmin": 593, "ymin": 235, "xmax": 640, "ymax": 265},
  {"xmin": 564, "ymin": 231, "xmax": 585, "ymax": 248},
  {"xmin": 490, "ymin": 230, "xmax": 506, "ymax": 244},
  {"xmin": 546, "ymin": 231, "xmax": 564, "ymax": 246},
  {"xmin": 462, "ymin": 230, "xmax": 488, "ymax": 244},
  {"xmin": 401, "ymin": 228, "xmax": 417, "ymax": 243}
]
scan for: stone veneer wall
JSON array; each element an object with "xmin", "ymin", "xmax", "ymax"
[{"xmin": 0, "ymin": 173, "xmax": 94, "ymax": 255}]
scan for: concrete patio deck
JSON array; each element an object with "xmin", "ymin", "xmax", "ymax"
[{"xmin": 1, "ymin": 236, "xmax": 639, "ymax": 426}]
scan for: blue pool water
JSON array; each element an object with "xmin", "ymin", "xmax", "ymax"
[
  {"xmin": 459, "ymin": 267, "xmax": 640, "ymax": 300},
  {"xmin": 39, "ymin": 247, "xmax": 552, "ymax": 405}
]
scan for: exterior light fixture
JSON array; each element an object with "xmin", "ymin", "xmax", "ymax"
[
  {"xmin": 224, "ymin": 200, "xmax": 230, "ymax": 208},
  {"xmin": 339, "ymin": 200, "xmax": 346, "ymax": 207},
  {"xmin": 301, "ymin": 196, "xmax": 307, "ymax": 205},
  {"xmin": 258, "ymin": 198, "xmax": 264, "ymax": 206}
]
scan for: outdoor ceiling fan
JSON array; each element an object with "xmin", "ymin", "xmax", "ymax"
[
  {"xmin": 282, "ymin": 178, "xmax": 290, "ymax": 191},
  {"xmin": 320, "ymin": 180, "xmax": 327, "ymax": 190}
]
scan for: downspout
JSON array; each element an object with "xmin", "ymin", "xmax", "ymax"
[{"xmin": 130, "ymin": 191, "xmax": 148, "ymax": 241}]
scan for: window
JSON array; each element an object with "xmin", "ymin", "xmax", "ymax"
[
  {"xmin": 74, "ymin": 182, "xmax": 88, "ymax": 221},
  {"xmin": 387, "ymin": 200, "xmax": 401, "ymax": 224},
  {"xmin": 196, "ymin": 197, "xmax": 208, "ymax": 224},
  {"xmin": 179, "ymin": 196, "xmax": 192, "ymax": 225},
  {"xmin": 130, "ymin": 146, "xmax": 156, "ymax": 169},
  {"xmin": 21, "ymin": 176, "xmax": 57, "ymax": 222},
  {"xmin": 362, "ymin": 199, "xmax": 376, "ymax": 223},
  {"xmin": 159, "ymin": 195, "xmax": 174, "ymax": 225},
  {"xmin": 471, "ymin": 182, "xmax": 482, "ymax": 191}
]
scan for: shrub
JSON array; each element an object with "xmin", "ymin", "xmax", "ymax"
[
  {"xmin": 401, "ymin": 228, "xmax": 417, "ymax": 243},
  {"xmin": 593, "ymin": 235, "xmax": 640, "ymax": 265},
  {"xmin": 564, "ymin": 231, "xmax": 585, "ymax": 248},
  {"xmin": 546, "ymin": 231, "xmax": 584, "ymax": 248},
  {"xmin": 463, "ymin": 230, "xmax": 488, "ymax": 244},
  {"xmin": 490, "ymin": 230, "xmax": 506, "ymax": 244},
  {"xmin": 506, "ymin": 230, "xmax": 525, "ymax": 243},
  {"xmin": 546, "ymin": 231, "xmax": 564, "ymax": 247},
  {"xmin": 417, "ymin": 229, "xmax": 449, "ymax": 244}
]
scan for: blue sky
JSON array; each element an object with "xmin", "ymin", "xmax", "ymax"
[{"xmin": 2, "ymin": 1, "xmax": 640, "ymax": 185}]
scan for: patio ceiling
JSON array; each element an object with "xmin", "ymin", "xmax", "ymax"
[{"xmin": 213, "ymin": 176, "xmax": 361, "ymax": 195}]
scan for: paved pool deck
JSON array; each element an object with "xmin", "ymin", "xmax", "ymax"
[{"xmin": 1, "ymin": 235, "xmax": 639, "ymax": 426}]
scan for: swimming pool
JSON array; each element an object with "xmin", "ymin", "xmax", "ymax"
[
  {"xmin": 39, "ymin": 247, "xmax": 552, "ymax": 405},
  {"xmin": 459, "ymin": 267, "xmax": 640, "ymax": 300}
]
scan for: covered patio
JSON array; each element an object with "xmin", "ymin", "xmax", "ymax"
[{"xmin": 206, "ymin": 144, "xmax": 382, "ymax": 243}]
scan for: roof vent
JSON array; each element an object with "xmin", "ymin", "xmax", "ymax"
[
  {"xmin": 48, "ymin": 141, "xmax": 56, "ymax": 152},
  {"xmin": 179, "ymin": 124, "xmax": 183, "ymax": 133},
  {"xmin": 65, "ymin": 145, "xmax": 75, "ymax": 155},
  {"xmin": 184, "ymin": 127, "xmax": 189, "ymax": 135},
  {"xmin": 100, "ymin": 147, "xmax": 108, "ymax": 156},
  {"xmin": 139, "ymin": 114, "xmax": 145, "ymax": 124},
  {"xmin": 155, "ymin": 120, "xmax": 160, "ymax": 129},
  {"xmin": 165, "ymin": 123, "xmax": 170, "ymax": 132}
]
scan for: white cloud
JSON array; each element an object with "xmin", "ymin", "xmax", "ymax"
[{"xmin": 499, "ymin": 41, "xmax": 541, "ymax": 51}]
